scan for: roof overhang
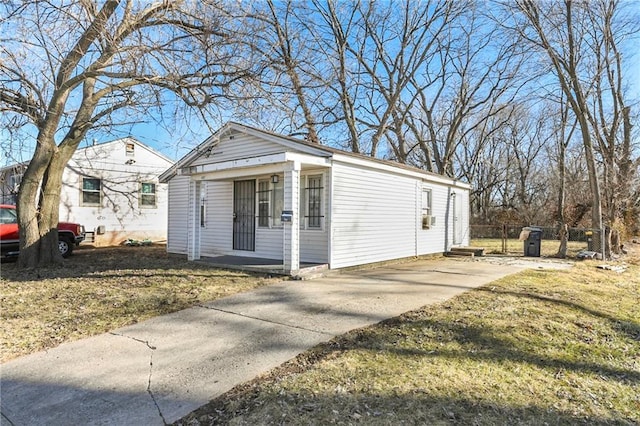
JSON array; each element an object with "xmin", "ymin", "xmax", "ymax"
[
  {"xmin": 179, "ymin": 152, "xmax": 331, "ymax": 181},
  {"xmin": 331, "ymin": 153, "xmax": 471, "ymax": 189}
]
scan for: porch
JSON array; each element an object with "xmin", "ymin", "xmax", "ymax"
[{"xmin": 197, "ymin": 255, "xmax": 329, "ymax": 280}]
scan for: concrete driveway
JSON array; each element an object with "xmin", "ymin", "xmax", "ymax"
[{"xmin": 0, "ymin": 257, "xmax": 567, "ymax": 425}]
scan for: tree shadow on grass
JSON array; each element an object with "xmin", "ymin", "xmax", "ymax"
[
  {"xmin": 176, "ymin": 392, "xmax": 634, "ymax": 426},
  {"xmin": 477, "ymin": 287, "xmax": 640, "ymax": 345},
  {"xmin": 175, "ymin": 288, "xmax": 640, "ymax": 425},
  {"xmin": 1, "ymin": 246, "xmax": 271, "ymax": 282}
]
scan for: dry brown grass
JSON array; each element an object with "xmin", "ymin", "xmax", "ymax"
[
  {"xmin": 0, "ymin": 245, "xmax": 276, "ymax": 362},
  {"xmin": 177, "ymin": 244, "xmax": 640, "ymax": 425},
  {"xmin": 471, "ymin": 238, "xmax": 586, "ymax": 257}
]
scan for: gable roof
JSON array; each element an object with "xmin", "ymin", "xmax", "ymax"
[
  {"xmin": 76, "ymin": 137, "xmax": 174, "ymax": 164},
  {"xmin": 1, "ymin": 137, "xmax": 174, "ymax": 173},
  {"xmin": 159, "ymin": 121, "xmax": 468, "ymax": 187}
]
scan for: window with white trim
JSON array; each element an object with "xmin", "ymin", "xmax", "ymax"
[
  {"xmin": 256, "ymin": 176, "xmax": 284, "ymax": 227},
  {"xmin": 304, "ymin": 175, "xmax": 323, "ymax": 229},
  {"xmin": 82, "ymin": 178, "xmax": 102, "ymax": 206},
  {"xmin": 126, "ymin": 142, "xmax": 135, "ymax": 156},
  {"xmin": 257, "ymin": 179, "xmax": 271, "ymax": 227},
  {"xmin": 271, "ymin": 175, "xmax": 284, "ymax": 227},
  {"xmin": 140, "ymin": 182, "xmax": 157, "ymax": 207},
  {"xmin": 422, "ymin": 188, "xmax": 432, "ymax": 229}
]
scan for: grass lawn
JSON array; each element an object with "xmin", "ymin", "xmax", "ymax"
[
  {"xmin": 177, "ymin": 246, "xmax": 640, "ymax": 425},
  {"xmin": 471, "ymin": 238, "xmax": 587, "ymax": 258},
  {"xmin": 0, "ymin": 245, "xmax": 276, "ymax": 362}
]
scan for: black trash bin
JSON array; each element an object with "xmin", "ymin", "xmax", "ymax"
[{"xmin": 523, "ymin": 227, "xmax": 542, "ymax": 257}]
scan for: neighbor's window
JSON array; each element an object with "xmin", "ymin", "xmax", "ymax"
[
  {"xmin": 421, "ymin": 188, "xmax": 432, "ymax": 229},
  {"xmin": 271, "ymin": 175, "xmax": 284, "ymax": 227},
  {"xmin": 305, "ymin": 175, "xmax": 323, "ymax": 228},
  {"xmin": 126, "ymin": 142, "xmax": 135, "ymax": 156},
  {"xmin": 257, "ymin": 179, "xmax": 271, "ymax": 227},
  {"xmin": 140, "ymin": 182, "xmax": 156, "ymax": 207},
  {"xmin": 82, "ymin": 178, "xmax": 102, "ymax": 206},
  {"xmin": 9, "ymin": 173, "xmax": 22, "ymax": 190}
]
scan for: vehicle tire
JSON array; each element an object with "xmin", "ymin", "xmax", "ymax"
[{"xmin": 58, "ymin": 238, "xmax": 74, "ymax": 258}]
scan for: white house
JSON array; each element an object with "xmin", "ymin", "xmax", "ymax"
[
  {"xmin": 1, "ymin": 137, "xmax": 174, "ymax": 246},
  {"xmin": 160, "ymin": 122, "xmax": 470, "ymax": 274}
]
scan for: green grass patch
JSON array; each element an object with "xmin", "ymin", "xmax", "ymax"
[
  {"xmin": 178, "ymin": 253, "xmax": 640, "ymax": 425},
  {"xmin": 0, "ymin": 246, "xmax": 276, "ymax": 362}
]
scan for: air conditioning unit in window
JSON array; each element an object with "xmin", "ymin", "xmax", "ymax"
[{"xmin": 422, "ymin": 215, "xmax": 433, "ymax": 229}]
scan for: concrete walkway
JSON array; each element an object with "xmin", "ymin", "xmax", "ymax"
[{"xmin": 0, "ymin": 257, "xmax": 564, "ymax": 425}]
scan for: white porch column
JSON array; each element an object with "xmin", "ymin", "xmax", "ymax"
[
  {"xmin": 283, "ymin": 162, "xmax": 301, "ymax": 273},
  {"xmin": 188, "ymin": 180, "xmax": 202, "ymax": 261}
]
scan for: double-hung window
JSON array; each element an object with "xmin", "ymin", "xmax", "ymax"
[
  {"xmin": 140, "ymin": 182, "xmax": 157, "ymax": 207},
  {"xmin": 257, "ymin": 176, "xmax": 284, "ymax": 227},
  {"xmin": 82, "ymin": 178, "xmax": 102, "ymax": 206},
  {"xmin": 257, "ymin": 180, "xmax": 271, "ymax": 227},
  {"xmin": 421, "ymin": 187, "xmax": 432, "ymax": 229},
  {"xmin": 271, "ymin": 177, "xmax": 284, "ymax": 227}
]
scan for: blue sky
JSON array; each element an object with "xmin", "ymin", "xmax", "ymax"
[{"xmin": 2, "ymin": 1, "xmax": 639, "ymax": 167}]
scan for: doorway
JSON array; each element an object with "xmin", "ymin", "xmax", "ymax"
[{"xmin": 233, "ymin": 180, "xmax": 256, "ymax": 251}]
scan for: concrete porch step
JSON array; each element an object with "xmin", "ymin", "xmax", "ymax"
[
  {"xmin": 444, "ymin": 246, "xmax": 486, "ymax": 258},
  {"xmin": 293, "ymin": 263, "xmax": 330, "ymax": 280}
]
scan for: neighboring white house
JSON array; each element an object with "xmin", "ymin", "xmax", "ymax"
[
  {"xmin": 159, "ymin": 122, "xmax": 470, "ymax": 273},
  {"xmin": 1, "ymin": 137, "xmax": 174, "ymax": 246}
]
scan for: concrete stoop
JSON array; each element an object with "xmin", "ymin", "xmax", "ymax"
[
  {"xmin": 293, "ymin": 263, "xmax": 330, "ymax": 280},
  {"xmin": 444, "ymin": 246, "xmax": 486, "ymax": 258}
]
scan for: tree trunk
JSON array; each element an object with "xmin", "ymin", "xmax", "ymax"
[
  {"xmin": 557, "ymin": 223, "xmax": 568, "ymax": 258},
  {"xmin": 17, "ymin": 136, "xmax": 62, "ymax": 268},
  {"xmin": 17, "ymin": 132, "xmax": 78, "ymax": 267}
]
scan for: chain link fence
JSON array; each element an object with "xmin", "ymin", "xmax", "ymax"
[{"xmin": 470, "ymin": 224, "xmax": 603, "ymax": 258}]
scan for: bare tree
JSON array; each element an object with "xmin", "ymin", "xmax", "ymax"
[
  {"xmin": 309, "ymin": 0, "xmax": 364, "ymax": 153},
  {"xmin": 399, "ymin": 1, "xmax": 526, "ymax": 178},
  {"xmin": 0, "ymin": 1, "xmax": 253, "ymax": 267},
  {"xmin": 235, "ymin": 0, "xmax": 323, "ymax": 142},
  {"xmin": 506, "ymin": 0, "xmax": 639, "ymax": 255},
  {"xmin": 545, "ymin": 95, "xmax": 579, "ymax": 257}
]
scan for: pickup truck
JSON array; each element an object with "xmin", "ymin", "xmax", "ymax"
[{"xmin": 0, "ymin": 204, "xmax": 85, "ymax": 259}]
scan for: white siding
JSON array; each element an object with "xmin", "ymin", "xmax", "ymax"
[
  {"xmin": 300, "ymin": 230, "xmax": 327, "ymax": 263},
  {"xmin": 191, "ymin": 134, "xmax": 285, "ymax": 166},
  {"xmin": 196, "ymin": 176, "xmax": 329, "ymax": 264},
  {"xmin": 331, "ymin": 161, "xmax": 470, "ymax": 269},
  {"xmin": 330, "ymin": 162, "xmax": 418, "ymax": 269},
  {"xmin": 60, "ymin": 138, "xmax": 173, "ymax": 245},
  {"xmin": 200, "ymin": 181, "xmax": 233, "ymax": 255},
  {"xmin": 167, "ymin": 175, "xmax": 190, "ymax": 254},
  {"xmin": 166, "ymin": 124, "xmax": 471, "ymax": 270},
  {"xmin": 416, "ymin": 184, "xmax": 451, "ymax": 254}
]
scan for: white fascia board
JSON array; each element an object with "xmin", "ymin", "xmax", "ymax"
[
  {"xmin": 284, "ymin": 152, "xmax": 332, "ymax": 167},
  {"xmin": 181, "ymin": 153, "xmax": 288, "ymax": 175},
  {"xmin": 180, "ymin": 152, "xmax": 331, "ymax": 177},
  {"xmin": 331, "ymin": 153, "xmax": 471, "ymax": 189}
]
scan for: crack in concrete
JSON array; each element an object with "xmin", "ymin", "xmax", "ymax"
[
  {"xmin": 146, "ymin": 352, "xmax": 168, "ymax": 425},
  {"xmin": 195, "ymin": 304, "xmax": 334, "ymax": 336},
  {"xmin": 1, "ymin": 411, "xmax": 16, "ymax": 426},
  {"xmin": 109, "ymin": 332, "xmax": 157, "ymax": 350},
  {"xmin": 109, "ymin": 332, "xmax": 166, "ymax": 424}
]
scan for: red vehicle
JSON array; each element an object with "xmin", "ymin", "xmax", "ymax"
[{"xmin": 0, "ymin": 204, "xmax": 85, "ymax": 259}]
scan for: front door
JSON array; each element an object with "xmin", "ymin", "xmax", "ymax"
[
  {"xmin": 452, "ymin": 193, "xmax": 462, "ymax": 245},
  {"xmin": 233, "ymin": 180, "xmax": 256, "ymax": 251}
]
